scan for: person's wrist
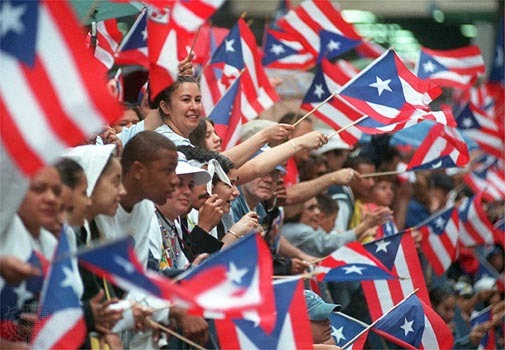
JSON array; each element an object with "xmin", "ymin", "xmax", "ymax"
[{"xmin": 226, "ymin": 229, "xmax": 242, "ymax": 239}]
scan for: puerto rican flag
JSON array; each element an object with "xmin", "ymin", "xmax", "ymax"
[
  {"xmin": 416, "ymin": 45, "xmax": 485, "ymax": 89},
  {"xmin": 87, "ymin": 17, "xmax": 123, "ymax": 70},
  {"xmin": 315, "ymin": 241, "xmax": 398, "ymax": 282},
  {"xmin": 115, "ymin": 8, "xmax": 149, "ymax": 68},
  {"xmin": 277, "ymin": 0, "xmax": 381, "ymax": 60},
  {"xmin": 32, "ymin": 232, "xmax": 86, "ymax": 350},
  {"xmin": 470, "ymin": 306, "xmax": 496, "ymax": 350},
  {"xmin": 0, "ymin": 251, "xmax": 46, "ymax": 341},
  {"xmin": 301, "ymin": 58, "xmax": 363, "ymax": 146},
  {"xmin": 207, "ymin": 74, "xmax": 243, "ymax": 150},
  {"xmin": 214, "ymin": 278, "xmax": 313, "ymax": 349},
  {"xmin": 406, "ymin": 123, "xmax": 470, "ymax": 171},
  {"xmin": 77, "ymin": 237, "xmax": 191, "ymax": 301},
  {"xmin": 0, "ymin": 0, "xmax": 122, "ymax": 176},
  {"xmin": 456, "ymin": 103, "xmax": 503, "ymax": 158},
  {"xmin": 416, "ymin": 206, "xmax": 460, "ymax": 275},
  {"xmin": 329, "ymin": 312, "xmax": 368, "ymax": 349},
  {"xmin": 463, "ymin": 162, "xmax": 505, "ymax": 202},
  {"xmin": 200, "ymin": 18, "xmax": 279, "ymax": 121},
  {"xmin": 338, "ymin": 50, "xmax": 454, "ymax": 127},
  {"xmin": 362, "ymin": 232, "xmax": 430, "ymax": 322},
  {"xmin": 457, "ymin": 192, "xmax": 495, "ymax": 247},
  {"xmin": 262, "ymin": 29, "xmax": 314, "ymax": 70},
  {"xmin": 371, "ymin": 293, "xmax": 453, "ymax": 350},
  {"xmin": 178, "ymin": 234, "xmax": 276, "ymax": 333},
  {"xmin": 317, "ymin": 30, "xmax": 362, "ymax": 64}
]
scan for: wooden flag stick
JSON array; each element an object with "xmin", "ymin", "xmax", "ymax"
[
  {"xmin": 293, "ymin": 91, "xmax": 338, "ymax": 127},
  {"xmin": 148, "ymin": 319, "xmax": 207, "ymax": 350},
  {"xmin": 341, "ymin": 288, "xmax": 419, "ymax": 349},
  {"xmin": 187, "ymin": 25, "xmax": 202, "ymax": 59},
  {"xmin": 328, "ymin": 115, "xmax": 368, "ymax": 139},
  {"xmin": 360, "ymin": 169, "xmax": 404, "ymax": 178}
]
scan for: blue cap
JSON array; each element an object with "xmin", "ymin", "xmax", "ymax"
[
  {"xmin": 304, "ymin": 290, "xmax": 341, "ymax": 321},
  {"xmin": 252, "ymin": 146, "xmax": 286, "ymax": 173}
]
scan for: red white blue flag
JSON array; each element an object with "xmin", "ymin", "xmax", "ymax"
[
  {"xmin": 0, "ymin": 0, "xmax": 123, "ymax": 176},
  {"xmin": 207, "ymin": 75, "xmax": 243, "ymax": 150},
  {"xmin": 301, "ymin": 58, "xmax": 363, "ymax": 146},
  {"xmin": 262, "ymin": 29, "xmax": 314, "ymax": 70},
  {"xmin": 456, "ymin": 102, "xmax": 503, "ymax": 158},
  {"xmin": 362, "ymin": 232, "xmax": 430, "ymax": 321},
  {"xmin": 178, "ymin": 234, "xmax": 276, "ymax": 332},
  {"xmin": 315, "ymin": 241, "xmax": 398, "ymax": 282},
  {"xmin": 329, "ymin": 312, "xmax": 368, "ymax": 349},
  {"xmin": 317, "ymin": 30, "xmax": 362, "ymax": 64},
  {"xmin": 338, "ymin": 50, "xmax": 454, "ymax": 126},
  {"xmin": 417, "ymin": 206, "xmax": 460, "ymax": 275},
  {"xmin": 0, "ymin": 251, "xmax": 46, "ymax": 341},
  {"xmin": 470, "ymin": 306, "xmax": 496, "ymax": 350},
  {"xmin": 87, "ymin": 18, "xmax": 123, "ymax": 70},
  {"xmin": 115, "ymin": 8, "xmax": 149, "ymax": 68},
  {"xmin": 371, "ymin": 293, "xmax": 454, "ymax": 350},
  {"xmin": 406, "ymin": 123, "xmax": 469, "ymax": 171},
  {"xmin": 457, "ymin": 192, "xmax": 495, "ymax": 247},
  {"xmin": 32, "ymin": 232, "xmax": 86, "ymax": 350},
  {"xmin": 201, "ymin": 18, "xmax": 279, "ymax": 121},
  {"xmin": 416, "ymin": 45, "xmax": 485, "ymax": 89},
  {"xmin": 463, "ymin": 159, "xmax": 505, "ymax": 202},
  {"xmin": 77, "ymin": 237, "xmax": 188, "ymax": 301},
  {"xmin": 214, "ymin": 278, "xmax": 313, "ymax": 349}
]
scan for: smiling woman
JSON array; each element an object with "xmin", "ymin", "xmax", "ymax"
[{"xmin": 153, "ymin": 76, "xmax": 202, "ymax": 146}]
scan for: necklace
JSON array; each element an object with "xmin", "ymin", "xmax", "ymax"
[{"xmin": 155, "ymin": 208, "xmax": 180, "ymax": 270}]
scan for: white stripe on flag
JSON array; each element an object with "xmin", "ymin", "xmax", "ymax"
[{"xmin": 39, "ymin": 7, "xmax": 106, "ymax": 134}]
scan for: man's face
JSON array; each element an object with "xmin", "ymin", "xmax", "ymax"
[
  {"xmin": 142, "ymin": 149, "xmax": 179, "ymax": 205},
  {"xmin": 310, "ymin": 319, "xmax": 333, "ymax": 344},
  {"xmin": 242, "ymin": 170, "xmax": 280, "ymax": 205}
]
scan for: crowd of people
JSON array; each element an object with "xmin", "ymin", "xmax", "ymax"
[{"xmin": 0, "ymin": 53, "xmax": 503, "ymax": 350}]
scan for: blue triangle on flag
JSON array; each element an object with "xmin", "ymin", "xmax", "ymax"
[
  {"xmin": 417, "ymin": 51, "xmax": 449, "ymax": 79},
  {"xmin": 302, "ymin": 65, "xmax": 331, "ymax": 103},
  {"xmin": 211, "ymin": 22, "xmax": 245, "ymax": 70},
  {"xmin": 262, "ymin": 32, "xmax": 299, "ymax": 65},
  {"xmin": 339, "ymin": 51, "xmax": 406, "ymax": 109},
  {"xmin": 0, "ymin": 0, "xmax": 39, "ymax": 67},
  {"xmin": 317, "ymin": 30, "xmax": 361, "ymax": 63},
  {"xmin": 455, "ymin": 104, "xmax": 481, "ymax": 129}
]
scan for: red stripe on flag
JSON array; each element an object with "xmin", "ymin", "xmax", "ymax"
[{"xmin": 1, "ymin": 101, "xmax": 44, "ymax": 174}]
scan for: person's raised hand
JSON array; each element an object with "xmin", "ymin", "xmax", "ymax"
[
  {"xmin": 259, "ymin": 123, "xmax": 294, "ymax": 144},
  {"xmin": 198, "ymin": 194, "xmax": 224, "ymax": 232},
  {"xmin": 294, "ymin": 130, "xmax": 328, "ymax": 151},
  {"xmin": 178, "ymin": 53, "xmax": 195, "ymax": 76}
]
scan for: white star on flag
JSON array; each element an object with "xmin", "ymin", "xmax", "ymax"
[
  {"xmin": 327, "ymin": 40, "xmax": 341, "ymax": 51},
  {"xmin": 369, "ymin": 76, "xmax": 392, "ymax": 96},
  {"xmin": 400, "ymin": 317, "xmax": 414, "ymax": 336},
  {"xmin": 13, "ymin": 282, "xmax": 33, "ymax": 309},
  {"xmin": 60, "ymin": 265, "xmax": 77, "ymax": 294},
  {"xmin": 461, "ymin": 117, "xmax": 473, "ymax": 128},
  {"xmin": 313, "ymin": 84, "xmax": 325, "ymax": 98},
  {"xmin": 342, "ymin": 265, "xmax": 365, "ymax": 275},
  {"xmin": 270, "ymin": 43, "xmax": 285, "ymax": 56},
  {"xmin": 227, "ymin": 262, "xmax": 248, "ymax": 284},
  {"xmin": 0, "ymin": 1, "xmax": 26, "ymax": 37},
  {"xmin": 423, "ymin": 60, "xmax": 436, "ymax": 73},
  {"xmin": 113, "ymin": 254, "xmax": 135, "ymax": 274},
  {"xmin": 141, "ymin": 28, "xmax": 147, "ymax": 41},
  {"xmin": 434, "ymin": 216, "xmax": 446, "ymax": 229},
  {"xmin": 225, "ymin": 39, "xmax": 235, "ymax": 52},
  {"xmin": 331, "ymin": 326, "xmax": 346, "ymax": 343},
  {"xmin": 375, "ymin": 240, "xmax": 391, "ymax": 253},
  {"xmin": 431, "ymin": 160, "xmax": 443, "ymax": 168}
]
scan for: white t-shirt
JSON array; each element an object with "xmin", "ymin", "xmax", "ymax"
[
  {"xmin": 95, "ymin": 200, "xmax": 156, "ymax": 267},
  {"xmin": 155, "ymin": 124, "xmax": 192, "ymax": 147}
]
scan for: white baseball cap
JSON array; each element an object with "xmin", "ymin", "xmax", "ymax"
[
  {"xmin": 312, "ymin": 128, "xmax": 352, "ymax": 155},
  {"xmin": 176, "ymin": 152, "xmax": 211, "ymax": 186}
]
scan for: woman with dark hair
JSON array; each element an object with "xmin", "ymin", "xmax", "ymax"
[{"xmin": 189, "ymin": 117, "xmax": 221, "ymax": 151}]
